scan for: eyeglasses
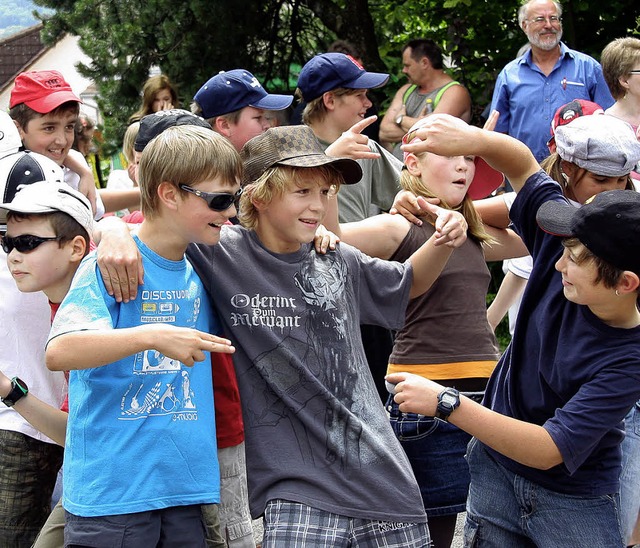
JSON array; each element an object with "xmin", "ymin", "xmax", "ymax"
[
  {"xmin": 1, "ymin": 234, "xmax": 62, "ymax": 254},
  {"xmin": 629, "ymin": 70, "xmax": 640, "ymax": 75},
  {"xmin": 179, "ymin": 184, "xmax": 242, "ymax": 211},
  {"xmin": 527, "ymin": 15, "xmax": 562, "ymax": 24}
]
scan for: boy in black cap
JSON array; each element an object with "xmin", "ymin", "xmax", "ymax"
[
  {"xmin": 388, "ymin": 113, "xmax": 640, "ymax": 547},
  {"xmin": 100, "ymin": 123, "xmax": 469, "ymax": 545}
]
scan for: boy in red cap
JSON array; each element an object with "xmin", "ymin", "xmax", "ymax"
[
  {"xmin": 9, "ymin": 71, "xmax": 140, "ymax": 219},
  {"xmin": 8, "ymin": 70, "xmax": 102, "ymax": 215}
]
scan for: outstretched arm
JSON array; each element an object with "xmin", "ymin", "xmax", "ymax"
[
  {"xmin": 0, "ymin": 372, "xmax": 67, "ymax": 446},
  {"xmin": 401, "ymin": 114, "xmax": 540, "ymax": 192},
  {"xmin": 46, "ymin": 324, "xmax": 235, "ymax": 371},
  {"xmin": 386, "ymin": 372, "xmax": 562, "ymax": 469}
]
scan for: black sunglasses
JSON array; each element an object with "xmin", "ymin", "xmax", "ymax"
[
  {"xmin": 1, "ymin": 234, "xmax": 62, "ymax": 254},
  {"xmin": 179, "ymin": 184, "xmax": 242, "ymax": 211}
]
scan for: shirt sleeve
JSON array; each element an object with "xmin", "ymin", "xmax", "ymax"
[
  {"xmin": 366, "ymin": 141, "xmax": 402, "ymax": 212},
  {"xmin": 48, "ymin": 254, "xmax": 116, "ymax": 344},
  {"xmin": 490, "ymin": 69, "xmax": 511, "ymax": 133},
  {"xmin": 544, "ymin": 364, "xmax": 640, "ymax": 474}
]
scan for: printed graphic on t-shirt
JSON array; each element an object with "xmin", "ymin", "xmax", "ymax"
[
  {"xmin": 228, "ymin": 251, "xmax": 386, "ymax": 468},
  {"xmin": 117, "ymin": 294, "xmax": 201, "ymax": 421}
]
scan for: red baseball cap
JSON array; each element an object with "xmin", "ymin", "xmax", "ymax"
[
  {"xmin": 10, "ymin": 70, "xmax": 81, "ymax": 113},
  {"xmin": 547, "ymin": 99, "xmax": 604, "ymax": 152}
]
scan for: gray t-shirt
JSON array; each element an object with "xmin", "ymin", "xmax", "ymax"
[{"xmin": 187, "ymin": 226, "xmax": 426, "ymax": 523}]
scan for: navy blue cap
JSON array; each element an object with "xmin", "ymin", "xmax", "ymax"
[
  {"xmin": 194, "ymin": 70, "xmax": 293, "ymax": 119},
  {"xmin": 297, "ymin": 53, "xmax": 389, "ymax": 102},
  {"xmin": 135, "ymin": 109, "xmax": 211, "ymax": 152}
]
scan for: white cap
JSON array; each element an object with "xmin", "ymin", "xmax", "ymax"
[
  {"xmin": 0, "ymin": 112, "xmax": 22, "ymax": 159},
  {"xmin": 1, "ymin": 181, "xmax": 94, "ymax": 238}
]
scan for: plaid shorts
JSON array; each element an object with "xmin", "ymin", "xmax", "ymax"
[
  {"xmin": 0, "ymin": 429, "xmax": 63, "ymax": 547},
  {"xmin": 262, "ymin": 499, "xmax": 431, "ymax": 547}
]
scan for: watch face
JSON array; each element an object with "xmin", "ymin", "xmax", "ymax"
[{"xmin": 441, "ymin": 394, "xmax": 457, "ymax": 406}]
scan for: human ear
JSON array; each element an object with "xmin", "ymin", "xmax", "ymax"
[
  {"xmin": 617, "ymin": 271, "xmax": 640, "ymax": 295},
  {"xmin": 214, "ymin": 117, "xmax": 232, "ymax": 138},
  {"xmin": 14, "ymin": 119, "xmax": 27, "ymax": 140},
  {"xmin": 323, "ymin": 92, "xmax": 336, "ymax": 111},
  {"xmin": 157, "ymin": 181, "xmax": 180, "ymax": 211},
  {"xmin": 404, "ymin": 154, "xmax": 422, "ymax": 177},
  {"xmin": 70, "ymin": 235, "xmax": 88, "ymax": 262}
]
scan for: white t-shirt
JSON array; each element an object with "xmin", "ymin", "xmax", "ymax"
[{"xmin": 0, "ymin": 251, "xmax": 67, "ymax": 443}]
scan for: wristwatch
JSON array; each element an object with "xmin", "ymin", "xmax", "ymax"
[
  {"xmin": 435, "ymin": 387, "xmax": 460, "ymax": 421},
  {"xmin": 395, "ymin": 113, "xmax": 404, "ymax": 126},
  {"xmin": 1, "ymin": 377, "xmax": 28, "ymax": 407}
]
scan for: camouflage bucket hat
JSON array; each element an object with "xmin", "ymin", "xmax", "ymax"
[{"xmin": 240, "ymin": 125, "xmax": 362, "ymax": 186}]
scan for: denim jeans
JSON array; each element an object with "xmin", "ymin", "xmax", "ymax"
[
  {"xmin": 620, "ymin": 401, "xmax": 640, "ymax": 543},
  {"xmin": 464, "ymin": 438, "xmax": 624, "ymax": 547},
  {"xmin": 387, "ymin": 398, "xmax": 472, "ymax": 516}
]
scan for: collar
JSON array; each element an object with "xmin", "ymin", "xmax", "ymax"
[{"xmin": 519, "ymin": 42, "xmax": 572, "ymax": 67}]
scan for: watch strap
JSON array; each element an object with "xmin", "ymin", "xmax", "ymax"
[{"xmin": 1, "ymin": 377, "xmax": 28, "ymax": 407}]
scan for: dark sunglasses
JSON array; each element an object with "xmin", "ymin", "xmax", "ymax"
[
  {"xmin": 1, "ymin": 234, "xmax": 62, "ymax": 254},
  {"xmin": 179, "ymin": 184, "xmax": 242, "ymax": 211}
]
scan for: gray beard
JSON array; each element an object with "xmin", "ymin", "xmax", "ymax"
[{"xmin": 529, "ymin": 29, "xmax": 562, "ymax": 51}]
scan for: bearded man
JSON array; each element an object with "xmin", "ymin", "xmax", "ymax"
[{"xmin": 490, "ymin": 0, "xmax": 613, "ymax": 162}]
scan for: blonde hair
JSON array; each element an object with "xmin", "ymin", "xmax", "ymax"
[
  {"xmin": 400, "ymin": 155, "xmax": 494, "ymax": 244},
  {"xmin": 129, "ymin": 74, "xmax": 179, "ymax": 123},
  {"xmin": 122, "ymin": 122, "xmax": 140, "ymax": 164},
  {"xmin": 239, "ymin": 165, "xmax": 343, "ymax": 230},
  {"xmin": 301, "ymin": 88, "xmax": 361, "ymax": 125},
  {"xmin": 601, "ymin": 37, "xmax": 640, "ymax": 100},
  {"xmin": 138, "ymin": 125, "xmax": 242, "ymax": 219}
]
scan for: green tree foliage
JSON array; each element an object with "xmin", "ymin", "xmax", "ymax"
[{"xmin": 33, "ymin": 0, "xmax": 639, "ymax": 152}]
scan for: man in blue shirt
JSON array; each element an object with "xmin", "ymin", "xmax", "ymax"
[{"xmin": 490, "ymin": 0, "xmax": 613, "ymax": 162}]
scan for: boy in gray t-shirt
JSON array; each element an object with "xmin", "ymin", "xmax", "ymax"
[{"xmin": 102, "ymin": 124, "xmax": 468, "ymax": 546}]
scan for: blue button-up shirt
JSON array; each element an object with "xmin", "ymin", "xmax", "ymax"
[{"xmin": 491, "ymin": 43, "xmax": 614, "ymax": 162}]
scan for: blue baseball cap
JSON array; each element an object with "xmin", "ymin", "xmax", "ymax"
[
  {"xmin": 297, "ymin": 53, "xmax": 389, "ymax": 102},
  {"xmin": 194, "ymin": 70, "xmax": 293, "ymax": 119}
]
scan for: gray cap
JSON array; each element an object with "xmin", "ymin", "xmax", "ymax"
[{"xmin": 555, "ymin": 115, "xmax": 640, "ymax": 177}]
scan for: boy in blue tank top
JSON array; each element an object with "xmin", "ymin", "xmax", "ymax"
[{"xmin": 45, "ymin": 126, "xmax": 241, "ymax": 547}]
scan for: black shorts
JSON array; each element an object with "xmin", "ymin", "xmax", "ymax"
[{"xmin": 64, "ymin": 504, "xmax": 206, "ymax": 547}]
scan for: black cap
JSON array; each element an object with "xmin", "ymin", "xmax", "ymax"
[
  {"xmin": 135, "ymin": 109, "xmax": 212, "ymax": 152},
  {"xmin": 536, "ymin": 190, "xmax": 640, "ymax": 275}
]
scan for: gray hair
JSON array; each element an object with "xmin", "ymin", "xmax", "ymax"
[{"xmin": 518, "ymin": 0, "xmax": 563, "ymax": 26}]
